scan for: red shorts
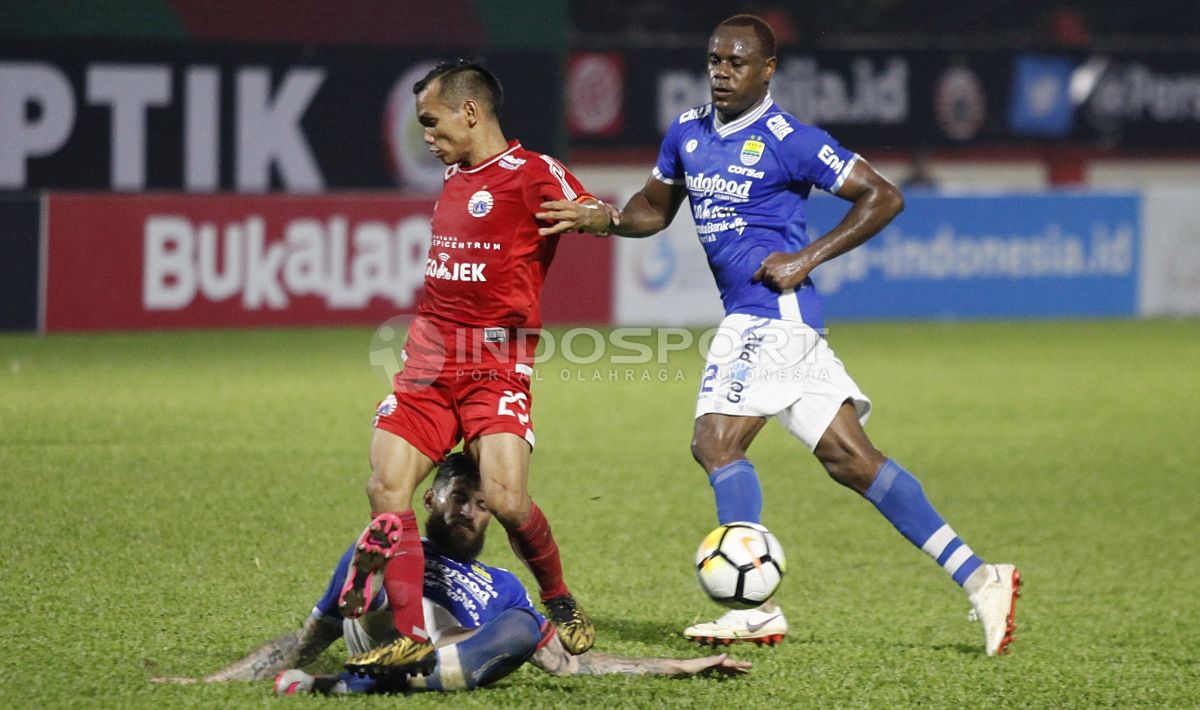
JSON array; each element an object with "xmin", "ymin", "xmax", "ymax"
[{"xmin": 372, "ymin": 318, "xmax": 538, "ymax": 462}]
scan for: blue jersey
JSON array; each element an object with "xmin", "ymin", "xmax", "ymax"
[
  {"xmin": 653, "ymin": 93, "xmax": 858, "ymax": 329},
  {"xmin": 313, "ymin": 539, "xmax": 545, "ymax": 632}
]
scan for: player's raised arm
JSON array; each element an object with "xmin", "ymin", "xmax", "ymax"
[
  {"xmin": 753, "ymin": 157, "xmax": 903, "ymax": 291},
  {"xmin": 529, "ymin": 634, "xmax": 751, "ymax": 677}
]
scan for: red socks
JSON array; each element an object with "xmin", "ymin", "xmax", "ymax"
[
  {"xmin": 507, "ymin": 501, "xmax": 570, "ymax": 601},
  {"xmin": 382, "ymin": 510, "xmax": 428, "ymax": 640}
]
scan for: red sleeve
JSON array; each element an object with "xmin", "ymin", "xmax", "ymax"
[{"xmin": 523, "ymin": 153, "xmax": 595, "ymax": 217}]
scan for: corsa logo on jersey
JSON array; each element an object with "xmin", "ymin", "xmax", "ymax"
[{"xmin": 426, "ymin": 254, "xmax": 488, "ymax": 282}]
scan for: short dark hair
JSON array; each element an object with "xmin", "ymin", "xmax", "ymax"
[
  {"xmin": 412, "ymin": 58, "xmax": 504, "ymax": 116},
  {"xmin": 432, "ymin": 451, "xmax": 480, "ymax": 490},
  {"xmin": 715, "ymin": 14, "xmax": 777, "ymax": 59}
]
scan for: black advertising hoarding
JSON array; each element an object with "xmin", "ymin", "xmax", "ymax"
[
  {"xmin": 568, "ymin": 48, "xmax": 1007, "ymax": 151},
  {"xmin": 0, "ymin": 41, "xmax": 562, "ymax": 193},
  {"xmin": 0, "ymin": 195, "xmax": 40, "ymax": 331},
  {"xmin": 567, "ymin": 47, "xmax": 1200, "ymax": 152}
]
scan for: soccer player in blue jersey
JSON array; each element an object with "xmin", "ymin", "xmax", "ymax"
[
  {"xmin": 541, "ymin": 14, "xmax": 1020, "ymax": 656},
  {"xmin": 153, "ymin": 453, "xmax": 749, "ymax": 694}
]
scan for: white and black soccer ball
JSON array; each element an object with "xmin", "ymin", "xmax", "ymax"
[{"xmin": 695, "ymin": 522, "xmax": 786, "ymax": 609}]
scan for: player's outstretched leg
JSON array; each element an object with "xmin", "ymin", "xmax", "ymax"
[
  {"xmin": 863, "ymin": 458, "xmax": 1021, "ymax": 655},
  {"xmin": 342, "ymin": 511, "xmax": 435, "ymax": 676},
  {"xmin": 338, "ymin": 512, "xmax": 405, "ymax": 618},
  {"xmin": 683, "ymin": 600, "xmax": 787, "ymax": 647},
  {"xmin": 507, "ymin": 501, "xmax": 595, "ymax": 654},
  {"xmin": 409, "ymin": 607, "xmax": 542, "ymax": 691}
]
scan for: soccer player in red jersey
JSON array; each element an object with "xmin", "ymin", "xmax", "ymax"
[{"xmin": 339, "ymin": 59, "xmax": 615, "ymax": 678}]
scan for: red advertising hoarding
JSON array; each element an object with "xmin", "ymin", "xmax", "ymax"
[{"xmin": 44, "ymin": 194, "xmax": 612, "ymax": 331}]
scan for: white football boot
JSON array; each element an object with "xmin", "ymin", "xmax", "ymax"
[
  {"xmin": 683, "ymin": 600, "xmax": 787, "ymax": 646},
  {"xmin": 966, "ymin": 563, "xmax": 1022, "ymax": 656}
]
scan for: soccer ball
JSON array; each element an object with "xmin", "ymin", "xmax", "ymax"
[{"xmin": 694, "ymin": 522, "xmax": 786, "ymax": 609}]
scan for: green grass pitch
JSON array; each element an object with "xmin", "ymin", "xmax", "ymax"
[{"xmin": 2, "ymin": 320, "xmax": 1198, "ymax": 708}]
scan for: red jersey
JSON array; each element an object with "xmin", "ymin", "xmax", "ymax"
[{"xmin": 419, "ymin": 140, "xmax": 593, "ymax": 330}]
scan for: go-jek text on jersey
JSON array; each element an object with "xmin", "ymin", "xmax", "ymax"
[{"xmin": 653, "ymin": 93, "xmax": 858, "ymax": 330}]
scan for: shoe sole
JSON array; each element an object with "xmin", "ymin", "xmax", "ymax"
[
  {"xmin": 685, "ymin": 633, "xmax": 785, "ymax": 647},
  {"xmin": 347, "ymin": 658, "xmax": 435, "ymax": 680},
  {"xmin": 338, "ymin": 515, "xmax": 404, "ymax": 618},
  {"xmin": 995, "ymin": 567, "xmax": 1022, "ymax": 656}
]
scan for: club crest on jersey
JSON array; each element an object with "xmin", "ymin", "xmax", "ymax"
[
  {"xmin": 374, "ymin": 394, "xmax": 398, "ymax": 426},
  {"xmin": 740, "ymin": 140, "xmax": 764, "ymax": 166},
  {"xmin": 468, "ymin": 190, "xmax": 494, "ymax": 217}
]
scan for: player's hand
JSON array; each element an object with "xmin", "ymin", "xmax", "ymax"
[
  {"xmin": 671, "ymin": 653, "xmax": 752, "ymax": 676},
  {"xmin": 536, "ymin": 200, "xmax": 618, "ymax": 237},
  {"xmin": 753, "ymin": 251, "xmax": 812, "ymax": 291}
]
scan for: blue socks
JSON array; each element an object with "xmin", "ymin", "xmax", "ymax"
[
  {"xmin": 709, "ymin": 458, "xmax": 983, "ymax": 588},
  {"xmin": 865, "ymin": 459, "xmax": 984, "ymax": 586},
  {"xmin": 709, "ymin": 459, "xmax": 763, "ymax": 525}
]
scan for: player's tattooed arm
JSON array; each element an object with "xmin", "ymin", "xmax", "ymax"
[
  {"xmin": 530, "ymin": 635, "xmax": 751, "ymax": 677},
  {"xmin": 152, "ymin": 617, "xmax": 342, "ymax": 684}
]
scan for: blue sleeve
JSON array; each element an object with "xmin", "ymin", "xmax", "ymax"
[
  {"xmin": 652, "ymin": 116, "xmax": 686, "ymax": 185},
  {"xmin": 783, "ymin": 124, "xmax": 859, "ymax": 194},
  {"xmin": 492, "ymin": 568, "xmax": 547, "ymax": 627}
]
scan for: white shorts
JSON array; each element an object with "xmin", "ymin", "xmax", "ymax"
[{"xmin": 695, "ymin": 314, "xmax": 872, "ymax": 450}]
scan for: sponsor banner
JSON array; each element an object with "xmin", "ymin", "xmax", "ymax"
[
  {"xmin": 586, "ymin": 49, "xmax": 932, "ymax": 151},
  {"xmin": 1139, "ymin": 187, "xmax": 1200, "ymax": 316},
  {"xmin": 572, "ymin": 48, "xmax": 1200, "ymax": 152},
  {"xmin": 808, "ymin": 193, "xmax": 1141, "ymax": 319},
  {"xmin": 607, "ymin": 182, "xmax": 1142, "ymax": 324},
  {"xmin": 43, "ymin": 194, "xmax": 611, "ymax": 331},
  {"xmin": 1076, "ymin": 53, "xmax": 1200, "ymax": 147},
  {"xmin": 0, "ymin": 41, "xmax": 561, "ymax": 193},
  {"xmin": 0, "ymin": 195, "xmax": 41, "ymax": 331}
]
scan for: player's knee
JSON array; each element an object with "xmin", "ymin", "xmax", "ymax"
[
  {"xmin": 691, "ymin": 432, "xmax": 743, "ymax": 471},
  {"xmin": 821, "ymin": 450, "xmax": 885, "ymax": 493}
]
